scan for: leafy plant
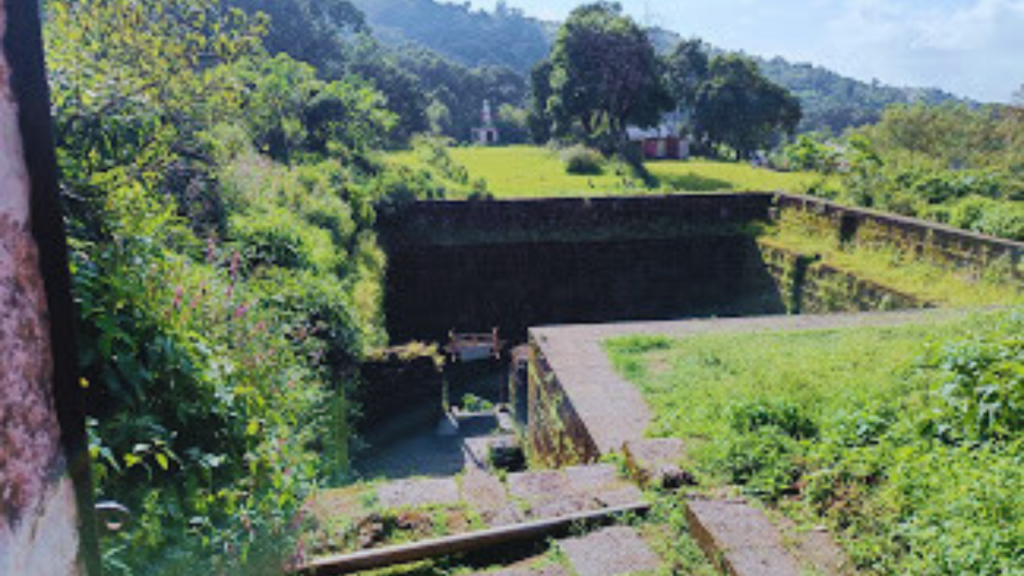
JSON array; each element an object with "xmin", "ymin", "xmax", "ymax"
[{"xmin": 561, "ymin": 145, "xmax": 605, "ymax": 175}]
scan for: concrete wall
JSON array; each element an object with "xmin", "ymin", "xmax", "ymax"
[
  {"xmin": 356, "ymin": 351, "xmax": 445, "ymax": 447},
  {"xmin": 525, "ymin": 337, "xmax": 598, "ymax": 467}
]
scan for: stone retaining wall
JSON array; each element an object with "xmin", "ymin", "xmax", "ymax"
[
  {"xmin": 758, "ymin": 240, "xmax": 930, "ymax": 314},
  {"xmin": 378, "ymin": 193, "xmax": 773, "ymax": 247},
  {"xmin": 525, "ymin": 336, "xmax": 598, "ymax": 467},
  {"xmin": 773, "ymin": 192, "xmax": 1023, "ymax": 277}
]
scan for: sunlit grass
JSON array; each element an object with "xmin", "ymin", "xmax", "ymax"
[
  {"xmin": 607, "ymin": 317, "xmax": 962, "ymax": 449},
  {"xmin": 605, "ymin": 309, "xmax": 1022, "ymax": 573},
  {"xmin": 646, "ymin": 159, "xmax": 826, "ymax": 193},
  {"xmin": 387, "ymin": 145, "xmax": 823, "ymax": 198},
  {"xmin": 448, "ymin": 146, "xmax": 643, "ymax": 197}
]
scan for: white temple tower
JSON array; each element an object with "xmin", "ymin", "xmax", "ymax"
[{"xmin": 471, "ymin": 99, "xmax": 500, "ymax": 145}]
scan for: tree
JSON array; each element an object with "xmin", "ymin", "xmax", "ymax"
[
  {"xmin": 346, "ymin": 36, "xmax": 431, "ymax": 143},
  {"xmin": 545, "ymin": 2, "xmax": 671, "ymax": 149},
  {"xmin": 45, "ymin": 0, "xmax": 268, "ymax": 233},
  {"xmin": 527, "ymin": 59, "xmax": 555, "ymax": 143},
  {"xmin": 226, "ymin": 0, "xmax": 366, "ymax": 77},
  {"xmin": 238, "ymin": 54, "xmax": 396, "ymax": 162},
  {"xmin": 694, "ymin": 54, "xmax": 801, "ymax": 159},
  {"xmin": 663, "ymin": 38, "xmax": 709, "ymax": 114},
  {"xmin": 396, "ymin": 46, "xmax": 528, "ymax": 142}
]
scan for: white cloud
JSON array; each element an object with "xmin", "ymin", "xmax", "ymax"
[
  {"xmin": 823, "ymin": 0, "xmax": 1024, "ymax": 101},
  {"xmin": 477, "ymin": 0, "xmax": 1024, "ymax": 101}
]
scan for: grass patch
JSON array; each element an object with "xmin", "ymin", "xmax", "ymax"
[
  {"xmin": 761, "ymin": 212, "xmax": 1022, "ymax": 307},
  {"xmin": 605, "ymin": 309, "xmax": 1023, "ymax": 574},
  {"xmin": 387, "ymin": 145, "xmax": 824, "ymax": 198},
  {"xmin": 646, "ymin": 160, "xmax": 826, "ymax": 193}
]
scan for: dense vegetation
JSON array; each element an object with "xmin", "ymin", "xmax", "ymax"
[
  {"xmin": 607, "ymin": 311, "xmax": 1023, "ymax": 575},
  {"xmin": 755, "ymin": 57, "xmax": 967, "ymax": 135},
  {"xmin": 43, "ymin": 0, "xmax": 441, "ymax": 572},
  {"xmin": 786, "ymin": 103, "xmax": 1023, "ymax": 240},
  {"xmin": 38, "ymin": 0, "xmax": 1021, "ymax": 572}
]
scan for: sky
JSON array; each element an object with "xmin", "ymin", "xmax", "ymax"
[{"xmin": 467, "ymin": 0, "xmax": 1024, "ymax": 103}]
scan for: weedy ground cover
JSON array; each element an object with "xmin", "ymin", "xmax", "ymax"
[{"xmin": 606, "ymin": 310, "xmax": 1023, "ymax": 574}]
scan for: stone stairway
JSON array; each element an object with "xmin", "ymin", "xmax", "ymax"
[{"xmin": 302, "ymin": 419, "xmax": 850, "ymax": 576}]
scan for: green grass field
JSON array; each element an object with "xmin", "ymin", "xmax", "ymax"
[
  {"xmin": 605, "ymin": 309, "xmax": 1023, "ymax": 574},
  {"xmin": 388, "ymin": 145, "xmax": 823, "ymax": 198}
]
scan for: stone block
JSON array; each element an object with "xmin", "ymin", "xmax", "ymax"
[
  {"xmin": 461, "ymin": 469, "xmax": 523, "ymax": 526},
  {"xmin": 685, "ymin": 498, "xmax": 801, "ymax": 576},
  {"xmin": 559, "ymin": 526, "xmax": 661, "ymax": 576},
  {"xmin": 376, "ymin": 477, "xmax": 461, "ymax": 509},
  {"xmin": 623, "ymin": 438, "xmax": 693, "ymax": 489}
]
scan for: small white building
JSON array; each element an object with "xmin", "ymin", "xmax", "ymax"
[{"xmin": 471, "ymin": 99, "xmax": 500, "ymax": 145}]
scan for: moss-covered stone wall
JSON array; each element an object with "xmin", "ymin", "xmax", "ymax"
[
  {"xmin": 758, "ymin": 240, "xmax": 930, "ymax": 314},
  {"xmin": 774, "ymin": 193, "xmax": 1023, "ymax": 278}
]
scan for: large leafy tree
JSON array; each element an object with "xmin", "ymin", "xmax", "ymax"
[
  {"xmin": 545, "ymin": 2, "xmax": 670, "ymax": 148},
  {"xmin": 663, "ymin": 38, "xmax": 709, "ymax": 115},
  {"xmin": 45, "ymin": 0, "xmax": 268, "ymax": 234},
  {"xmin": 694, "ymin": 54, "xmax": 802, "ymax": 159},
  {"xmin": 527, "ymin": 59, "xmax": 555, "ymax": 143},
  {"xmin": 396, "ymin": 46, "xmax": 528, "ymax": 142}
]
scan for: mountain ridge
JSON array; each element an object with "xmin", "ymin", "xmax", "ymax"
[{"xmin": 352, "ymin": 0, "xmax": 970, "ymax": 133}]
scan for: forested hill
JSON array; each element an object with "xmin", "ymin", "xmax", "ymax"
[
  {"xmin": 354, "ymin": 0, "xmax": 971, "ymax": 134},
  {"xmin": 351, "ymin": 0, "xmax": 553, "ymax": 73}
]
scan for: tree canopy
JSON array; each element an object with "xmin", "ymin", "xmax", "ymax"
[
  {"xmin": 543, "ymin": 2, "xmax": 671, "ymax": 149},
  {"xmin": 693, "ymin": 54, "xmax": 802, "ymax": 159},
  {"xmin": 663, "ymin": 38, "xmax": 709, "ymax": 112}
]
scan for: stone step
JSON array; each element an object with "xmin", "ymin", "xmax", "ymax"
[
  {"xmin": 558, "ymin": 526, "xmax": 661, "ymax": 576},
  {"xmin": 468, "ymin": 555, "xmax": 571, "ymax": 576},
  {"xmin": 685, "ymin": 498, "xmax": 801, "ymax": 576},
  {"xmin": 622, "ymin": 438, "xmax": 694, "ymax": 489},
  {"xmin": 461, "ymin": 468, "xmax": 524, "ymax": 527},
  {"xmin": 307, "ymin": 463, "xmax": 646, "ymax": 559},
  {"xmin": 377, "ymin": 476, "xmax": 462, "ymax": 509},
  {"xmin": 507, "ymin": 464, "xmax": 643, "ymax": 520}
]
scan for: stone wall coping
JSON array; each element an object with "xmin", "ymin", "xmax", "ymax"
[{"xmin": 774, "ymin": 191, "xmax": 1024, "ymax": 253}]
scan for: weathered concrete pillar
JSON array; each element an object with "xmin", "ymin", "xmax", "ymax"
[{"xmin": 0, "ymin": 1, "xmax": 100, "ymax": 574}]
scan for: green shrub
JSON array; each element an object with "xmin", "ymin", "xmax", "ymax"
[
  {"xmin": 561, "ymin": 145, "xmax": 605, "ymax": 175},
  {"xmin": 230, "ymin": 209, "xmax": 340, "ymax": 273},
  {"xmin": 785, "ymin": 134, "xmax": 840, "ymax": 173},
  {"xmin": 971, "ymin": 201, "xmax": 1024, "ymax": 241},
  {"xmin": 76, "ymin": 185, "xmax": 330, "ymax": 574},
  {"xmin": 919, "ymin": 320, "xmax": 1023, "ymax": 444},
  {"xmin": 728, "ymin": 399, "xmax": 819, "ymax": 439},
  {"xmin": 719, "ymin": 427, "xmax": 800, "ymax": 499}
]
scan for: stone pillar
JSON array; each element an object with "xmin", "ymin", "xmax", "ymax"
[{"xmin": 0, "ymin": 1, "xmax": 100, "ymax": 574}]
